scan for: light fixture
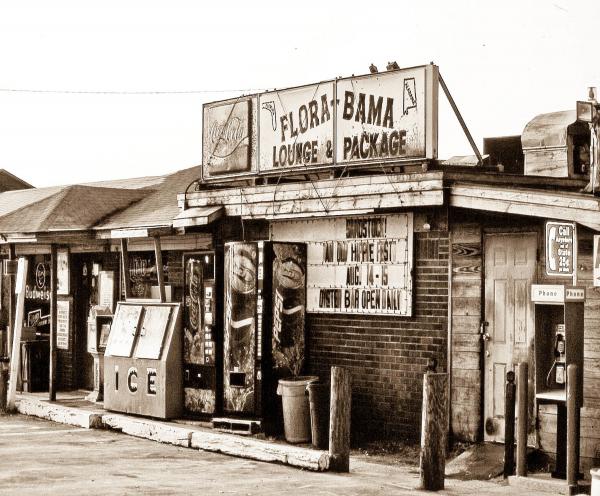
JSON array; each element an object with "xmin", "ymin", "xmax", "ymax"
[{"xmin": 576, "ymin": 100, "xmax": 597, "ymax": 123}]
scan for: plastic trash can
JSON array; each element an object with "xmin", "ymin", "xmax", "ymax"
[
  {"xmin": 277, "ymin": 376, "xmax": 318, "ymax": 443},
  {"xmin": 307, "ymin": 381, "xmax": 330, "ymax": 450}
]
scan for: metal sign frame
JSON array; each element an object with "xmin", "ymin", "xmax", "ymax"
[{"xmin": 201, "ymin": 64, "xmax": 439, "ymax": 181}]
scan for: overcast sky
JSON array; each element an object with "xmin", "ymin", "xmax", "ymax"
[{"xmin": 0, "ymin": 1, "xmax": 598, "ymax": 187}]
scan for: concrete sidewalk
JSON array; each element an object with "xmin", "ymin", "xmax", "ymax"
[{"xmin": 12, "ymin": 391, "xmax": 581, "ymax": 495}]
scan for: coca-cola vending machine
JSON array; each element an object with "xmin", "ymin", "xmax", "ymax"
[
  {"xmin": 223, "ymin": 241, "xmax": 306, "ymax": 423},
  {"xmin": 183, "ymin": 252, "xmax": 221, "ymax": 416}
]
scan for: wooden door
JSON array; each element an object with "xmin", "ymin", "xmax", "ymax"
[{"xmin": 484, "ymin": 233, "xmax": 537, "ymax": 442}]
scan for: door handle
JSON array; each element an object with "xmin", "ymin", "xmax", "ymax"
[{"xmin": 480, "ymin": 321, "xmax": 490, "ymax": 342}]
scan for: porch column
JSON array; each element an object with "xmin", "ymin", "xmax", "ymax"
[
  {"xmin": 49, "ymin": 244, "xmax": 57, "ymax": 401},
  {"xmin": 153, "ymin": 236, "xmax": 166, "ymax": 303},
  {"xmin": 120, "ymin": 239, "xmax": 130, "ymax": 300}
]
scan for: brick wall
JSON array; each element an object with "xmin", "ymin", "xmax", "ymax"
[{"xmin": 306, "ymin": 229, "xmax": 449, "ymax": 441}]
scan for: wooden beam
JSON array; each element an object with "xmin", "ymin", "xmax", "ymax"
[
  {"xmin": 49, "ymin": 244, "xmax": 57, "ymax": 401},
  {"xmin": 153, "ymin": 236, "xmax": 166, "ymax": 303},
  {"xmin": 7, "ymin": 257, "xmax": 28, "ymax": 411},
  {"xmin": 120, "ymin": 239, "xmax": 130, "ymax": 300},
  {"xmin": 7, "ymin": 244, "xmax": 15, "ymax": 360},
  {"xmin": 110, "ymin": 227, "xmax": 173, "ymax": 239},
  {"xmin": 451, "ymin": 183, "xmax": 600, "ymax": 226}
]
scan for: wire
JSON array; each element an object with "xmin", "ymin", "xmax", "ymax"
[{"xmin": 0, "ymin": 87, "xmax": 266, "ymax": 95}]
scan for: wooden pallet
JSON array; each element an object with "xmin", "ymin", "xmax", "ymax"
[{"xmin": 212, "ymin": 417, "xmax": 262, "ymax": 436}]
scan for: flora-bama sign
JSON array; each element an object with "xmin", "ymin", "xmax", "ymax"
[{"xmin": 202, "ymin": 64, "xmax": 438, "ymax": 180}]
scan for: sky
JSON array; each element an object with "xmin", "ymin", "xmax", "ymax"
[{"xmin": 0, "ymin": 1, "xmax": 598, "ymax": 187}]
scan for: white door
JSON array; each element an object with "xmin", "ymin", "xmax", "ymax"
[{"xmin": 483, "ymin": 233, "xmax": 536, "ymax": 442}]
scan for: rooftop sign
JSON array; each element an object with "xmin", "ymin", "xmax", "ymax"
[{"xmin": 202, "ymin": 64, "xmax": 439, "ymax": 180}]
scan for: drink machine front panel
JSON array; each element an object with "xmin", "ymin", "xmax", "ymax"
[
  {"xmin": 183, "ymin": 253, "xmax": 218, "ymax": 415},
  {"xmin": 223, "ymin": 242, "xmax": 258, "ymax": 414},
  {"xmin": 271, "ymin": 243, "xmax": 307, "ymax": 378}
]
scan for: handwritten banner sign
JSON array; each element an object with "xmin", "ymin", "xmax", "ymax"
[{"xmin": 271, "ymin": 214, "xmax": 413, "ymax": 316}]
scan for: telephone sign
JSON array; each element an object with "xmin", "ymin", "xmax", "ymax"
[{"xmin": 545, "ymin": 221, "xmax": 576, "ymax": 277}]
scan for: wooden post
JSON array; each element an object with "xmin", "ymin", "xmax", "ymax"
[
  {"xmin": 0, "ymin": 359, "xmax": 7, "ymax": 414},
  {"xmin": 516, "ymin": 362, "xmax": 528, "ymax": 477},
  {"xmin": 419, "ymin": 371, "xmax": 448, "ymax": 491},
  {"xmin": 49, "ymin": 244, "xmax": 57, "ymax": 401},
  {"xmin": 7, "ymin": 258, "xmax": 28, "ymax": 411},
  {"xmin": 567, "ymin": 364, "xmax": 580, "ymax": 495},
  {"xmin": 329, "ymin": 366, "xmax": 351, "ymax": 472},
  {"xmin": 7, "ymin": 244, "xmax": 15, "ymax": 359},
  {"xmin": 504, "ymin": 370, "xmax": 516, "ymax": 477},
  {"xmin": 120, "ymin": 239, "xmax": 130, "ymax": 300},
  {"xmin": 153, "ymin": 235, "xmax": 166, "ymax": 303}
]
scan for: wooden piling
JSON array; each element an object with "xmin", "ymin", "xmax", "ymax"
[
  {"xmin": 419, "ymin": 371, "xmax": 448, "ymax": 491},
  {"xmin": 504, "ymin": 370, "xmax": 516, "ymax": 477},
  {"xmin": 567, "ymin": 364, "xmax": 580, "ymax": 495},
  {"xmin": 516, "ymin": 362, "xmax": 528, "ymax": 477},
  {"xmin": 328, "ymin": 366, "xmax": 351, "ymax": 472}
]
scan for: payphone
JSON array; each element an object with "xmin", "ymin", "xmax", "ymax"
[{"xmin": 532, "ymin": 284, "xmax": 584, "ymax": 478}]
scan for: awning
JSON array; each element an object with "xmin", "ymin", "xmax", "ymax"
[{"xmin": 172, "ymin": 205, "xmax": 224, "ymax": 228}]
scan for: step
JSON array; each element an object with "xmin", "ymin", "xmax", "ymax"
[{"xmin": 212, "ymin": 417, "xmax": 261, "ymax": 436}]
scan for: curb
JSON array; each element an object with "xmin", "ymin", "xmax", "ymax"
[
  {"xmin": 16, "ymin": 397, "xmax": 103, "ymax": 429},
  {"xmin": 14, "ymin": 396, "xmax": 329, "ymax": 471}
]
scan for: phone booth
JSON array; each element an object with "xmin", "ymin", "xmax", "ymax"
[{"xmin": 532, "ymin": 284, "xmax": 584, "ymax": 478}]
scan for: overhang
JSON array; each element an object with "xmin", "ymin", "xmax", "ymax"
[{"xmin": 172, "ymin": 205, "xmax": 224, "ymax": 228}]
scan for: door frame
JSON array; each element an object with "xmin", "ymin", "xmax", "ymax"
[{"xmin": 482, "ymin": 229, "xmax": 539, "ymax": 443}]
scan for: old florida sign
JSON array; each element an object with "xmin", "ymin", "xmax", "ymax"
[
  {"xmin": 202, "ymin": 64, "xmax": 439, "ymax": 179},
  {"xmin": 202, "ymin": 96, "xmax": 258, "ymax": 179},
  {"xmin": 259, "ymin": 81, "xmax": 335, "ymax": 172}
]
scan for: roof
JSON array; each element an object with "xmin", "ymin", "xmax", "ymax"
[
  {"xmin": 0, "ymin": 185, "xmax": 149, "ymax": 234},
  {"xmin": 95, "ymin": 166, "xmax": 200, "ymax": 230},
  {"xmin": 0, "ymin": 169, "xmax": 34, "ymax": 191},
  {"xmin": 81, "ymin": 175, "xmax": 166, "ymax": 190},
  {"xmin": 521, "ymin": 110, "xmax": 586, "ymax": 149}
]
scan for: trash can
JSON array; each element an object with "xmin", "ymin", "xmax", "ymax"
[
  {"xmin": 307, "ymin": 381, "xmax": 330, "ymax": 450},
  {"xmin": 592, "ymin": 468, "xmax": 600, "ymax": 496},
  {"xmin": 277, "ymin": 376, "xmax": 318, "ymax": 443},
  {"xmin": 0, "ymin": 356, "xmax": 10, "ymax": 414}
]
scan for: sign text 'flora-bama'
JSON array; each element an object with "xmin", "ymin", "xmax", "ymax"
[{"xmin": 202, "ymin": 64, "xmax": 438, "ymax": 179}]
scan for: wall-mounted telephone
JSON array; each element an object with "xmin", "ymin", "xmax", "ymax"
[{"xmin": 546, "ymin": 324, "xmax": 566, "ymax": 387}]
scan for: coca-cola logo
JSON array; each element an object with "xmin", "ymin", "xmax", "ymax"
[{"xmin": 209, "ymin": 117, "xmax": 248, "ymax": 158}]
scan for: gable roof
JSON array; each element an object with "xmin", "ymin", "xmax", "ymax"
[
  {"xmin": 0, "ymin": 169, "xmax": 34, "ymax": 191},
  {"xmin": 95, "ymin": 166, "xmax": 200, "ymax": 231},
  {"xmin": 0, "ymin": 185, "xmax": 149, "ymax": 234}
]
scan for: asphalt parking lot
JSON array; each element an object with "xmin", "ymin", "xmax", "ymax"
[{"xmin": 0, "ymin": 414, "xmax": 553, "ymax": 495}]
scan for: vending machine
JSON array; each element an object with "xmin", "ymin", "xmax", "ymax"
[
  {"xmin": 222, "ymin": 241, "xmax": 307, "ymax": 423},
  {"xmin": 183, "ymin": 252, "xmax": 220, "ymax": 416}
]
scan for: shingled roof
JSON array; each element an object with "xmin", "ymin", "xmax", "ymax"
[
  {"xmin": 0, "ymin": 184, "xmax": 149, "ymax": 234},
  {"xmin": 95, "ymin": 166, "xmax": 200, "ymax": 231}
]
